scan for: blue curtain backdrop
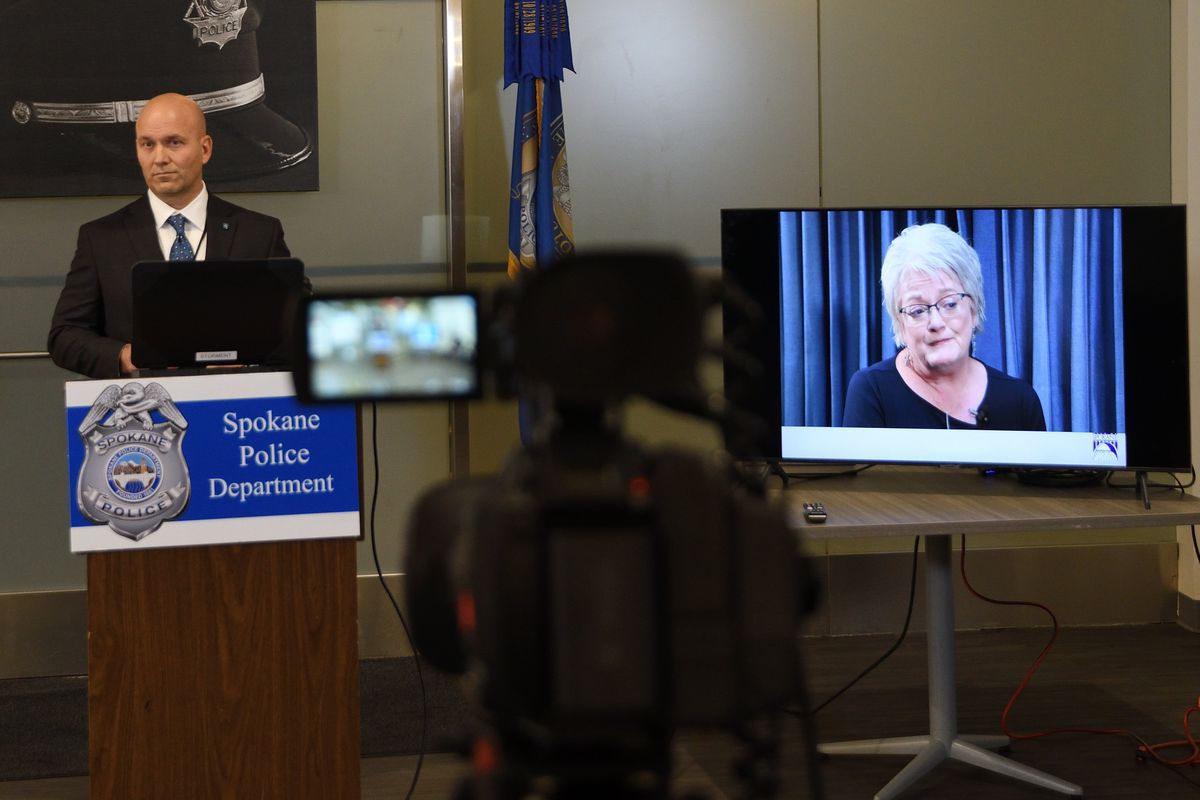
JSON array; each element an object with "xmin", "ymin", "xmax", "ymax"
[{"xmin": 780, "ymin": 208, "xmax": 1125, "ymax": 434}]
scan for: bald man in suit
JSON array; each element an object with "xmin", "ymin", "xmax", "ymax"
[{"xmin": 48, "ymin": 93, "xmax": 290, "ymax": 379}]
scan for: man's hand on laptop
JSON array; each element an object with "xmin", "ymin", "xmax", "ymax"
[{"xmin": 119, "ymin": 344, "xmax": 138, "ymax": 376}]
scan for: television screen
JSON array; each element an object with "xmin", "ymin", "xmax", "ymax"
[{"xmin": 721, "ymin": 206, "xmax": 1191, "ymax": 473}]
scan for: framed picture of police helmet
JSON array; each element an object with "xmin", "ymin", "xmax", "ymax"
[{"xmin": 0, "ymin": 0, "xmax": 319, "ymax": 198}]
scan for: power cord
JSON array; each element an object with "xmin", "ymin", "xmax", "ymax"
[
  {"xmin": 957, "ymin": 535, "xmax": 1200, "ymax": 773},
  {"xmin": 794, "ymin": 536, "xmax": 920, "ymax": 716},
  {"xmin": 790, "ymin": 639, "xmax": 826, "ymax": 800},
  {"xmin": 1105, "ymin": 465, "xmax": 1197, "ymax": 495},
  {"xmin": 369, "ymin": 402, "xmax": 428, "ymax": 799},
  {"xmin": 784, "ymin": 463, "xmax": 876, "ymax": 482},
  {"xmin": 1014, "ymin": 468, "xmax": 1106, "ymax": 487}
]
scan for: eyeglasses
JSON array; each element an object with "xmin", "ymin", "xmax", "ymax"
[{"xmin": 898, "ymin": 293, "xmax": 972, "ymax": 324}]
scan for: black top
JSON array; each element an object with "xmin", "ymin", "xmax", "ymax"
[{"xmin": 842, "ymin": 356, "xmax": 1047, "ymax": 431}]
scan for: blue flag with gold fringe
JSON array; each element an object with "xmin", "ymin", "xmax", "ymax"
[{"xmin": 506, "ymin": 0, "xmax": 575, "ymax": 279}]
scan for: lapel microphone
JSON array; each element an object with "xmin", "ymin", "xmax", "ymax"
[{"xmin": 195, "ymin": 225, "xmax": 209, "ymax": 260}]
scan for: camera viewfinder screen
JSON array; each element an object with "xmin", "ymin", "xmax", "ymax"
[{"xmin": 305, "ymin": 293, "xmax": 480, "ymax": 401}]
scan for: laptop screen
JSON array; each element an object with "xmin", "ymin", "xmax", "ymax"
[{"xmin": 131, "ymin": 258, "xmax": 305, "ymax": 371}]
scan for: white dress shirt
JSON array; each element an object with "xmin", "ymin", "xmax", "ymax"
[{"xmin": 148, "ymin": 184, "xmax": 210, "ymax": 261}]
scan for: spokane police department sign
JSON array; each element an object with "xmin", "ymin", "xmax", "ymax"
[{"xmin": 66, "ymin": 372, "xmax": 359, "ymax": 552}]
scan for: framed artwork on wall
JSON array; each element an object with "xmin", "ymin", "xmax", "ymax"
[{"xmin": 0, "ymin": 0, "xmax": 318, "ymax": 198}]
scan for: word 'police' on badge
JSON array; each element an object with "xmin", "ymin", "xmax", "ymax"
[{"xmin": 184, "ymin": 0, "xmax": 248, "ymax": 49}]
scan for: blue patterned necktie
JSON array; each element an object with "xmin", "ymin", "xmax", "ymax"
[{"xmin": 167, "ymin": 214, "xmax": 195, "ymax": 261}]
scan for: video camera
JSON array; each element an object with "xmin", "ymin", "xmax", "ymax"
[{"xmin": 292, "ymin": 251, "xmax": 815, "ymax": 799}]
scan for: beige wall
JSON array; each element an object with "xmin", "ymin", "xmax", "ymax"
[
  {"xmin": 820, "ymin": 0, "xmax": 1170, "ymax": 207},
  {"xmin": 463, "ymin": 0, "xmax": 1169, "ymax": 258}
]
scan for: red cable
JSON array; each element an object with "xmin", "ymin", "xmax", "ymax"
[
  {"xmin": 1137, "ymin": 704, "xmax": 1200, "ymax": 767},
  {"xmin": 957, "ymin": 535, "xmax": 1200, "ymax": 767}
]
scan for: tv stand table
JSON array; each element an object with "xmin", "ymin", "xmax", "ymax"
[{"xmin": 785, "ymin": 465, "xmax": 1200, "ymax": 800}]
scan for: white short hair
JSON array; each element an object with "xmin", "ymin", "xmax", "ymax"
[{"xmin": 880, "ymin": 223, "xmax": 986, "ymax": 347}]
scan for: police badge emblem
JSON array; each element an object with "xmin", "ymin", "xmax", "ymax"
[
  {"xmin": 76, "ymin": 383, "xmax": 191, "ymax": 541},
  {"xmin": 184, "ymin": 0, "xmax": 248, "ymax": 50}
]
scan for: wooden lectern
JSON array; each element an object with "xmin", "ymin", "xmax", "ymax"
[
  {"xmin": 87, "ymin": 540, "xmax": 360, "ymax": 798},
  {"xmin": 66, "ymin": 373, "xmax": 362, "ymax": 798}
]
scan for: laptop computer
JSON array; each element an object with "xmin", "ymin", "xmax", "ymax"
[{"xmin": 131, "ymin": 258, "xmax": 305, "ymax": 372}]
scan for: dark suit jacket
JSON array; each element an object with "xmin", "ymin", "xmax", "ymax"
[{"xmin": 47, "ymin": 194, "xmax": 291, "ymax": 379}]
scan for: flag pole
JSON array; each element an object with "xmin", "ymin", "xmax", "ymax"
[{"xmin": 444, "ymin": 0, "xmax": 470, "ymax": 477}]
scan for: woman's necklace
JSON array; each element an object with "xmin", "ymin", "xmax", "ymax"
[{"xmin": 904, "ymin": 352, "xmax": 975, "ymax": 421}]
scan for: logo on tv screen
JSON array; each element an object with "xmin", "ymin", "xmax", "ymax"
[{"xmin": 1092, "ymin": 434, "xmax": 1119, "ymax": 464}]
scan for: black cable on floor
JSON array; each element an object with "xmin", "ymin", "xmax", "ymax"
[
  {"xmin": 793, "ymin": 536, "xmax": 920, "ymax": 717},
  {"xmin": 791, "ymin": 641, "xmax": 825, "ymax": 799},
  {"xmin": 369, "ymin": 402, "xmax": 427, "ymax": 800}
]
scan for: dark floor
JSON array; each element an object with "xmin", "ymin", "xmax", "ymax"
[
  {"xmin": 743, "ymin": 624, "xmax": 1200, "ymax": 799},
  {"xmin": 2, "ymin": 624, "xmax": 1198, "ymax": 799}
]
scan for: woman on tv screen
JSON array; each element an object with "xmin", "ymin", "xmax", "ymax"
[{"xmin": 842, "ymin": 223, "xmax": 1047, "ymax": 431}]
